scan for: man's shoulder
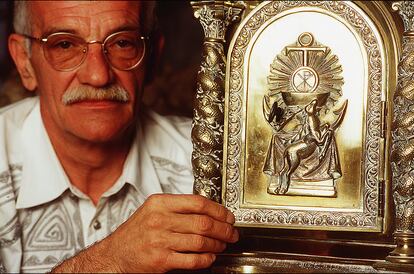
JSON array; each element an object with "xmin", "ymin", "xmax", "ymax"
[
  {"xmin": 144, "ymin": 111, "xmax": 191, "ymax": 150},
  {"xmin": 141, "ymin": 111, "xmax": 193, "ymax": 193},
  {"xmin": 145, "ymin": 111, "xmax": 192, "ymax": 144},
  {"xmin": 142, "ymin": 110, "xmax": 193, "ymax": 165},
  {"xmin": 0, "ymin": 97, "xmax": 38, "ymax": 128}
]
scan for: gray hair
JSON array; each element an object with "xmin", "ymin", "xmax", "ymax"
[
  {"xmin": 13, "ymin": 1, "xmax": 31, "ymax": 35},
  {"xmin": 13, "ymin": 1, "xmax": 156, "ymax": 51},
  {"xmin": 13, "ymin": 1, "xmax": 31, "ymax": 53}
]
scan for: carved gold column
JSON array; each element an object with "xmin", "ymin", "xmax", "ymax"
[
  {"xmin": 190, "ymin": 1, "xmax": 244, "ymax": 202},
  {"xmin": 386, "ymin": 1, "xmax": 414, "ymax": 269}
]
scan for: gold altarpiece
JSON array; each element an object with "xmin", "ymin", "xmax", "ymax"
[{"xmin": 190, "ymin": 1, "xmax": 414, "ymax": 272}]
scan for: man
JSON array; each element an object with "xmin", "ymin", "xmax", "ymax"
[{"xmin": 0, "ymin": 1, "xmax": 238, "ymax": 272}]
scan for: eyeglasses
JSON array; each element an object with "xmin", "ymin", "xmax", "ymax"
[{"xmin": 21, "ymin": 31, "xmax": 149, "ymax": 71}]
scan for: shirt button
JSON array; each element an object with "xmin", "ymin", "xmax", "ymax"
[{"xmin": 93, "ymin": 220, "xmax": 101, "ymax": 230}]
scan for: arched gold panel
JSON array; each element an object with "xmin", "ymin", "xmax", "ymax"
[{"xmin": 222, "ymin": 1, "xmax": 399, "ymax": 232}]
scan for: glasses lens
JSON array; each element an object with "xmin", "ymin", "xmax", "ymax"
[
  {"xmin": 105, "ymin": 32, "xmax": 145, "ymax": 70},
  {"xmin": 44, "ymin": 33, "xmax": 86, "ymax": 71}
]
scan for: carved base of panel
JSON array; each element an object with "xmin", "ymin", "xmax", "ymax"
[
  {"xmin": 268, "ymin": 179, "xmax": 337, "ymax": 197},
  {"xmin": 211, "ymin": 253, "xmax": 399, "ymax": 273},
  {"xmin": 385, "ymin": 232, "xmax": 414, "ymax": 265},
  {"xmin": 375, "ymin": 261, "xmax": 414, "ymax": 273},
  {"xmin": 202, "ymin": 233, "xmax": 404, "ymax": 273}
]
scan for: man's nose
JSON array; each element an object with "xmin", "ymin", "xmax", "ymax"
[{"xmin": 77, "ymin": 44, "xmax": 113, "ymax": 87}]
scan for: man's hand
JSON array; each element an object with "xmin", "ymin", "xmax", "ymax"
[
  {"xmin": 53, "ymin": 194, "xmax": 238, "ymax": 273},
  {"xmin": 110, "ymin": 194, "xmax": 239, "ymax": 272}
]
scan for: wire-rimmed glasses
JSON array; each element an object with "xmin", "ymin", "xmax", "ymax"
[{"xmin": 21, "ymin": 30, "xmax": 149, "ymax": 71}]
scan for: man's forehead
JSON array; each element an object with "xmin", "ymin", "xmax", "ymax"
[{"xmin": 29, "ymin": 1, "xmax": 142, "ymax": 36}]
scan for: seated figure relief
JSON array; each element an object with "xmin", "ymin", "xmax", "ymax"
[{"xmin": 263, "ymin": 32, "xmax": 348, "ymax": 197}]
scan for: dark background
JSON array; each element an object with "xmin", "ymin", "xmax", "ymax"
[
  {"xmin": 0, "ymin": 2, "xmax": 13, "ymax": 83},
  {"xmin": 0, "ymin": 1, "xmax": 202, "ymax": 117}
]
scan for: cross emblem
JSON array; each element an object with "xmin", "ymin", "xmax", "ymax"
[{"xmin": 286, "ymin": 33, "xmax": 327, "ymax": 93}]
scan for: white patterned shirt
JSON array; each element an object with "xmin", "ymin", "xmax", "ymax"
[{"xmin": 0, "ymin": 97, "xmax": 194, "ymax": 273}]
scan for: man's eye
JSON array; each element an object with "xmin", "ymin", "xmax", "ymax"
[
  {"xmin": 115, "ymin": 39, "xmax": 134, "ymax": 48},
  {"xmin": 54, "ymin": 40, "xmax": 74, "ymax": 49}
]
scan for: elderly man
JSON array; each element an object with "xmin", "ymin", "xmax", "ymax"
[{"xmin": 0, "ymin": 1, "xmax": 238, "ymax": 272}]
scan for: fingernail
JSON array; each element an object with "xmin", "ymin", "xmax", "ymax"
[
  {"xmin": 226, "ymin": 212, "xmax": 235, "ymax": 224},
  {"xmin": 231, "ymin": 228, "xmax": 239, "ymax": 242}
]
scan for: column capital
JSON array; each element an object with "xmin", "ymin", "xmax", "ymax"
[
  {"xmin": 393, "ymin": 1, "xmax": 414, "ymax": 34},
  {"xmin": 191, "ymin": 1, "xmax": 245, "ymax": 42}
]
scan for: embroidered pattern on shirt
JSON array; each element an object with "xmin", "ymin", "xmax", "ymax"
[
  {"xmin": 0, "ymin": 216, "xmax": 21, "ymax": 248},
  {"xmin": 151, "ymin": 156, "xmax": 192, "ymax": 175},
  {"xmin": 24, "ymin": 203, "xmax": 75, "ymax": 252},
  {"xmin": 0, "ymin": 166, "xmax": 21, "ymax": 249},
  {"xmin": 151, "ymin": 156, "xmax": 193, "ymax": 194}
]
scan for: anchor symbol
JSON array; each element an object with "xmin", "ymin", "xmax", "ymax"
[{"xmin": 286, "ymin": 32, "xmax": 327, "ymax": 93}]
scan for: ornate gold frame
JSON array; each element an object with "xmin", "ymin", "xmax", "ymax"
[
  {"xmin": 191, "ymin": 0, "xmax": 413, "ymax": 271},
  {"xmin": 223, "ymin": 1, "xmax": 392, "ymax": 232}
]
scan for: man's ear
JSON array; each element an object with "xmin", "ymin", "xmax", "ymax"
[
  {"xmin": 144, "ymin": 30, "xmax": 165, "ymax": 84},
  {"xmin": 8, "ymin": 34, "xmax": 38, "ymax": 91}
]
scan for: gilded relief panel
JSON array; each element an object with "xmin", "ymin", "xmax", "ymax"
[
  {"xmin": 244, "ymin": 11, "xmax": 364, "ymax": 210},
  {"xmin": 223, "ymin": 1, "xmax": 388, "ymax": 231}
]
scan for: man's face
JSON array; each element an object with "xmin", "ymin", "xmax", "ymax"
[{"xmin": 28, "ymin": 1, "xmax": 146, "ymax": 143}]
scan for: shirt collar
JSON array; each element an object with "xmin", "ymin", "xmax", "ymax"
[
  {"xmin": 16, "ymin": 101, "xmax": 163, "ymax": 209},
  {"xmin": 16, "ymin": 100, "xmax": 71, "ymax": 209}
]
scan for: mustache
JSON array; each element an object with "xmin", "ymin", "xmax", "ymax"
[{"xmin": 62, "ymin": 84, "xmax": 130, "ymax": 105}]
